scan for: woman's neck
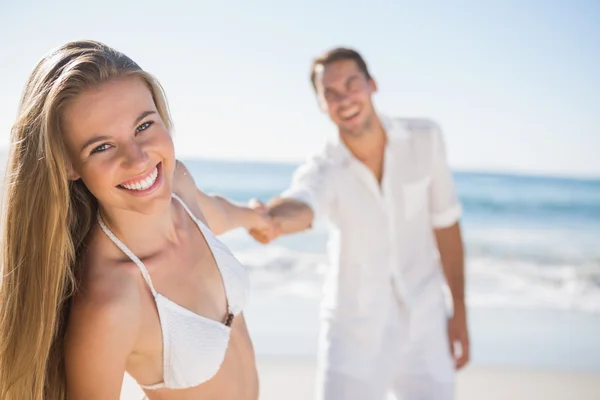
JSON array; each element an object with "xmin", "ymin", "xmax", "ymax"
[{"xmin": 98, "ymin": 197, "xmax": 181, "ymax": 256}]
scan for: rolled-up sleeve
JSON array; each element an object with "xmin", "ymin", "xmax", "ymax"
[
  {"xmin": 280, "ymin": 155, "xmax": 332, "ymax": 219},
  {"xmin": 429, "ymin": 125, "xmax": 462, "ymax": 228}
]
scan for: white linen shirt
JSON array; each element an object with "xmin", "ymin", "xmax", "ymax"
[{"xmin": 281, "ymin": 115, "xmax": 462, "ymax": 373}]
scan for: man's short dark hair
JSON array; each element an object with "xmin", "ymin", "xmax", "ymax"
[{"xmin": 310, "ymin": 47, "xmax": 372, "ymax": 92}]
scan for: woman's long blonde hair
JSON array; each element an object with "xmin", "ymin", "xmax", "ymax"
[{"xmin": 0, "ymin": 40, "xmax": 172, "ymax": 400}]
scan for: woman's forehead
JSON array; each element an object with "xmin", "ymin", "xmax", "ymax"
[{"xmin": 62, "ymin": 76, "xmax": 155, "ymax": 137}]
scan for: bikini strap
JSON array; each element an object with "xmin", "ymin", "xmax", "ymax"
[{"xmin": 97, "ymin": 213, "xmax": 158, "ymax": 297}]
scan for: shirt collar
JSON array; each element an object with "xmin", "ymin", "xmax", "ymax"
[
  {"xmin": 380, "ymin": 113, "xmax": 410, "ymax": 142},
  {"xmin": 326, "ymin": 113, "xmax": 409, "ymax": 161}
]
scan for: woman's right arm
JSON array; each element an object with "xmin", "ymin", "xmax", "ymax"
[{"xmin": 64, "ymin": 269, "xmax": 141, "ymax": 399}]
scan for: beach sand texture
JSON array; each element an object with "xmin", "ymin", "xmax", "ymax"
[{"xmin": 120, "ymin": 357, "xmax": 600, "ymax": 400}]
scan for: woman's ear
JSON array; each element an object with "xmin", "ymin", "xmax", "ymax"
[{"xmin": 67, "ymin": 164, "xmax": 80, "ymax": 181}]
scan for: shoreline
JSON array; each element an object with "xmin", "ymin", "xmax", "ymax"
[{"xmin": 120, "ymin": 356, "xmax": 600, "ymax": 399}]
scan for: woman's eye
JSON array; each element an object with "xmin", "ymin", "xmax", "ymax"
[
  {"xmin": 136, "ymin": 121, "xmax": 154, "ymax": 133},
  {"xmin": 91, "ymin": 144, "xmax": 110, "ymax": 154}
]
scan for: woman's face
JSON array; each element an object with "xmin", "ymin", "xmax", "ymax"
[{"xmin": 62, "ymin": 75, "xmax": 176, "ymax": 215}]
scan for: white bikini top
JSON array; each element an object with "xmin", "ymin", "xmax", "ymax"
[{"xmin": 97, "ymin": 193, "xmax": 250, "ymax": 390}]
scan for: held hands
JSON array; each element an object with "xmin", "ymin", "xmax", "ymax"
[{"xmin": 246, "ymin": 198, "xmax": 281, "ymax": 244}]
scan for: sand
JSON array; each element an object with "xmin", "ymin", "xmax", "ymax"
[{"xmin": 120, "ymin": 356, "xmax": 600, "ymax": 399}]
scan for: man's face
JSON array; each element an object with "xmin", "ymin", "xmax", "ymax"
[{"xmin": 315, "ymin": 59, "xmax": 378, "ymax": 137}]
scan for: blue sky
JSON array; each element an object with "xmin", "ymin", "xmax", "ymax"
[{"xmin": 1, "ymin": 0, "xmax": 598, "ymax": 176}]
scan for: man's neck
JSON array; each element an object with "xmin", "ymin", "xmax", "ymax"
[{"xmin": 340, "ymin": 116, "xmax": 387, "ymax": 163}]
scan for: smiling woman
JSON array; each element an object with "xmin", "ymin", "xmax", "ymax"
[{"xmin": 0, "ymin": 40, "xmax": 275, "ymax": 400}]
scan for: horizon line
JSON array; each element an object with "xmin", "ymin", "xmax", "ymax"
[{"xmin": 179, "ymin": 155, "xmax": 600, "ymax": 181}]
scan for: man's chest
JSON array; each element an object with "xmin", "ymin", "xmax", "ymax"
[{"xmin": 328, "ymin": 150, "xmax": 432, "ymax": 234}]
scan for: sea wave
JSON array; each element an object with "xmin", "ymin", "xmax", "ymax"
[{"xmin": 227, "ymin": 243, "xmax": 600, "ymax": 314}]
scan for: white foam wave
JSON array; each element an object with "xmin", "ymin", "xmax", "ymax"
[
  {"xmin": 468, "ymin": 258, "xmax": 600, "ymax": 313},
  {"xmin": 230, "ymin": 244, "xmax": 600, "ymax": 314},
  {"xmin": 235, "ymin": 246, "xmax": 327, "ymax": 298}
]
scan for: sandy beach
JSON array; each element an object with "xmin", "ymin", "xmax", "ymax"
[{"xmin": 120, "ymin": 356, "xmax": 600, "ymax": 400}]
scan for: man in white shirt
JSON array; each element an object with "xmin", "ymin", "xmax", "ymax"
[{"xmin": 249, "ymin": 47, "xmax": 469, "ymax": 400}]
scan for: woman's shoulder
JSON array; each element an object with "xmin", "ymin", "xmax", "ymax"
[
  {"xmin": 172, "ymin": 159, "xmax": 197, "ymax": 199},
  {"xmin": 171, "ymin": 160, "xmax": 209, "ymax": 224},
  {"xmin": 69, "ymin": 241, "xmax": 144, "ymax": 334},
  {"xmin": 64, "ymin": 244, "xmax": 143, "ymax": 390}
]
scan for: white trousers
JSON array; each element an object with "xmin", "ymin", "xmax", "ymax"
[{"xmin": 315, "ymin": 295, "xmax": 455, "ymax": 400}]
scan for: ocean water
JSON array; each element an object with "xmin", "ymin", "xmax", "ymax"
[{"xmin": 185, "ymin": 158, "xmax": 600, "ymax": 315}]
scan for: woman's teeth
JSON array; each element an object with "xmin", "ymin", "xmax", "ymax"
[{"xmin": 119, "ymin": 167, "xmax": 158, "ymax": 191}]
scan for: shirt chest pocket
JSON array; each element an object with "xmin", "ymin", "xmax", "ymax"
[{"xmin": 401, "ymin": 176, "xmax": 431, "ymax": 220}]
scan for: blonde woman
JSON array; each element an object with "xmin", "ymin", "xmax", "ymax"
[{"xmin": 0, "ymin": 40, "xmax": 274, "ymax": 400}]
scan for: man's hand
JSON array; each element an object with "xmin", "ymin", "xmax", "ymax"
[
  {"xmin": 246, "ymin": 198, "xmax": 280, "ymax": 244},
  {"xmin": 447, "ymin": 303, "xmax": 470, "ymax": 370}
]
